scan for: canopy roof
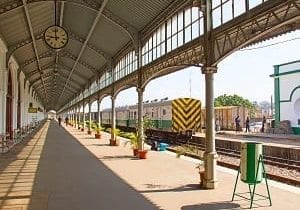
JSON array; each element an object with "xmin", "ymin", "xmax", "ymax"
[{"xmin": 0, "ymin": 0, "xmax": 183, "ymax": 110}]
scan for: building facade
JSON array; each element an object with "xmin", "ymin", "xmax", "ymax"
[{"xmin": 272, "ymin": 60, "xmax": 300, "ymax": 134}]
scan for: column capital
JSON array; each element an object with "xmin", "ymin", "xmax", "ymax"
[
  {"xmin": 202, "ymin": 66, "xmax": 218, "ymax": 74},
  {"xmin": 111, "ymin": 95, "xmax": 116, "ymax": 101},
  {"xmin": 136, "ymin": 86, "xmax": 144, "ymax": 93}
]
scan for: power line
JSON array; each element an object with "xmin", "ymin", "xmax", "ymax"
[{"xmin": 239, "ymin": 37, "xmax": 300, "ymax": 51}]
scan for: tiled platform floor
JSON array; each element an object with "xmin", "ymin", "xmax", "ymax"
[{"xmin": 0, "ymin": 121, "xmax": 299, "ymax": 210}]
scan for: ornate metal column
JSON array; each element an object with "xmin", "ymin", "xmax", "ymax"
[
  {"xmin": 75, "ymin": 105, "xmax": 78, "ymax": 128},
  {"xmin": 137, "ymin": 87, "xmax": 145, "ymax": 150},
  {"xmin": 97, "ymin": 97, "xmax": 101, "ymax": 125},
  {"xmin": 202, "ymin": 67, "xmax": 218, "ymax": 189},
  {"xmin": 111, "ymin": 95, "xmax": 116, "ymax": 141},
  {"xmin": 88, "ymin": 99, "xmax": 92, "ymax": 132},
  {"xmin": 82, "ymin": 100, "xmax": 85, "ymax": 130},
  {"xmin": 202, "ymin": 0, "xmax": 218, "ymax": 189},
  {"xmin": 77, "ymin": 105, "xmax": 80, "ymax": 128}
]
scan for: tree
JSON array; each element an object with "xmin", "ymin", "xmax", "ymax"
[{"xmin": 214, "ymin": 94, "xmax": 255, "ymax": 113}]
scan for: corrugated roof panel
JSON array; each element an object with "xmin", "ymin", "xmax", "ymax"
[
  {"xmin": 81, "ymin": 47, "xmax": 106, "ymax": 70},
  {"xmin": 39, "ymin": 57, "xmax": 55, "ymax": 69},
  {"xmin": 14, "ymin": 46, "xmax": 35, "ymax": 64},
  {"xmin": 60, "ymin": 69, "xmax": 86, "ymax": 85},
  {"xmin": 63, "ymin": 3, "xmax": 96, "ymax": 39},
  {"xmin": 29, "ymin": 2, "xmax": 53, "ymax": 34},
  {"xmin": 22, "ymin": 61, "xmax": 38, "ymax": 73},
  {"xmin": 63, "ymin": 39, "xmax": 82, "ymax": 58},
  {"xmin": 89, "ymin": 18, "xmax": 130, "ymax": 55},
  {"xmin": 60, "ymin": 57, "xmax": 75, "ymax": 69},
  {"xmin": 107, "ymin": 0, "xmax": 174, "ymax": 30},
  {"xmin": 0, "ymin": 8, "xmax": 30, "ymax": 46},
  {"xmin": 75, "ymin": 63, "xmax": 95, "ymax": 78}
]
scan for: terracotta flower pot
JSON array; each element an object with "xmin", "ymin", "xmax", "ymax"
[
  {"xmin": 87, "ymin": 130, "xmax": 92, "ymax": 135},
  {"xmin": 109, "ymin": 139, "xmax": 117, "ymax": 146},
  {"xmin": 133, "ymin": 148, "xmax": 139, "ymax": 156},
  {"xmin": 199, "ymin": 171, "xmax": 205, "ymax": 187},
  {"xmin": 81, "ymin": 128, "xmax": 84, "ymax": 132},
  {"xmin": 138, "ymin": 150, "xmax": 148, "ymax": 159},
  {"xmin": 95, "ymin": 133, "xmax": 101, "ymax": 139}
]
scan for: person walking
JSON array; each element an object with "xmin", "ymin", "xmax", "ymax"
[
  {"xmin": 235, "ymin": 116, "xmax": 240, "ymax": 133},
  {"xmin": 261, "ymin": 116, "xmax": 266, "ymax": 132},
  {"xmin": 58, "ymin": 116, "xmax": 62, "ymax": 126},
  {"xmin": 65, "ymin": 117, "xmax": 69, "ymax": 126},
  {"xmin": 245, "ymin": 116, "xmax": 250, "ymax": 133}
]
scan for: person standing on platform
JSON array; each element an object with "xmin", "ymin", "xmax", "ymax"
[
  {"xmin": 245, "ymin": 116, "xmax": 250, "ymax": 133},
  {"xmin": 65, "ymin": 117, "xmax": 69, "ymax": 126},
  {"xmin": 261, "ymin": 116, "xmax": 266, "ymax": 133},
  {"xmin": 58, "ymin": 116, "xmax": 62, "ymax": 126},
  {"xmin": 215, "ymin": 118, "xmax": 220, "ymax": 132},
  {"xmin": 235, "ymin": 116, "xmax": 240, "ymax": 133}
]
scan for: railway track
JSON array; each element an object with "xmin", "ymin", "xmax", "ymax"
[{"xmin": 167, "ymin": 143, "xmax": 300, "ymax": 187}]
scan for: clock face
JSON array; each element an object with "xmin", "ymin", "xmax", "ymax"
[{"xmin": 44, "ymin": 25, "xmax": 68, "ymax": 49}]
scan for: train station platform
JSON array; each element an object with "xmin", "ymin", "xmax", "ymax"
[
  {"xmin": 0, "ymin": 121, "xmax": 299, "ymax": 210},
  {"xmin": 195, "ymin": 131, "xmax": 300, "ymax": 147}
]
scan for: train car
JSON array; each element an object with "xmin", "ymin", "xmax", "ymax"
[
  {"xmin": 101, "ymin": 98, "xmax": 202, "ymax": 132},
  {"xmin": 201, "ymin": 106, "xmax": 250, "ymax": 130}
]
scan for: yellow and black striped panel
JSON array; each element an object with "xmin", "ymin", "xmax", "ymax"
[{"xmin": 172, "ymin": 98, "xmax": 201, "ymax": 132}]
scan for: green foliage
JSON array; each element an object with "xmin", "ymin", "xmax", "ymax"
[
  {"xmin": 129, "ymin": 133, "xmax": 138, "ymax": 148},
  {"xmin": 91, "ymin": 122, "xmax": 102, "ymax": 133},
  {"xmin": 143, "ymin": 115, "xmax": 154, "ymax": 136},
  {"xmin": 85, "ymin": 121, "xmax": 91, "ymax": 128},
  {"xmin": 214, "ymin": 94, "xmax": 255, "ymax": 116}
]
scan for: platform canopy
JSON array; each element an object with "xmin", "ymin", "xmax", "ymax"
[{"xmin": 0, "ymin": 0, "xmax": 184, "ymax": 110}]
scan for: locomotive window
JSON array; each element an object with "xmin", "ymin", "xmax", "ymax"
[{"xmin": 163, "ymin": 109, "xmax": 166, "ymax": 115}]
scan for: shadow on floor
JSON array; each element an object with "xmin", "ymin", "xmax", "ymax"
[
  {"xmin": 25, "ymin": 121, "xmax": 160, "ymax": 210},
  {"xmin": 99, "ymin": 155, "xmax": 138, "ymax": 160},
  {"xmin": 181, "ymin": 201, "xmax": 241, "ymax": 210},
  {"xmin": 139, "ymin": 183, "xmax": 203, "ymax": 193}
]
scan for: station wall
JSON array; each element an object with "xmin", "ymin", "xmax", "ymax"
[
  {"xmin": 273, "ymin": 60, "xmax": 300, "ymax": 134},
  {"xmin": 0, "ymin": 37, "xmax": 46, "ymax": 134}
]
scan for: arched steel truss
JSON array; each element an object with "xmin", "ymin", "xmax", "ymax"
[{"xmin": 64, "ymin": 0, "xmax": 300, "ymax": 111}]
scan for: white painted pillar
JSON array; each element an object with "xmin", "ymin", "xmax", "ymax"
[
  {"xmin": 111, "ymin": 96, "xmax": 116, "ymax": 141},
  {"xmin": 88, "ymin": 100, "xmax": 92, "ymax": 131},
  {"xmin": 202, "ymin": 66, "xmax": 218, "ymax": 189},
  {"xmin": 97, "ymin": 99, "xmax": 101, "ymax": 125},
  {"xmin": 0, "ymin": 46, "xmax": 7, "ymax": 134},
  {"xmin": 82, "ymin": 101, "xmax": 85, "ymax": 129},
  {"xmin": 137, "ymin": 87, "xmax": 145, "ymax": 150}
]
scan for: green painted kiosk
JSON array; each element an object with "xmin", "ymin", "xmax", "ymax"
[{"xmin": 232, "ymin": 142, "xmax": 272, "ymax": 208}]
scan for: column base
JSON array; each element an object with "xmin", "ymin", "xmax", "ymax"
[{"xmin": 203, "ymin": 151, "xmax": 219, "ymax": 189}]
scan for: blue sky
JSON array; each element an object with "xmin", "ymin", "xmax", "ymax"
[{"xmin": 92, "ymin": 30, "xmax": 300, "ymax": 111}]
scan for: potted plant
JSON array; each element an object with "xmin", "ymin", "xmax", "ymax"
[
  {"xmin": 85, "ymin": 121, "xmax": 92, "ymax": 134},
  {"xmin": 80, "ymin": 122, "xmax": 84, "ymax": 131},
  {"xmin": 196, "ymin": 161, "xmax": 205, "ymax": 187},
  {"xmin": 110, "ymin": 128, "xmax": 120, "ymax": 146},
  {"xmin": 128, "ymin": 132, "xmax": 138, "ymax": 156},
  {"xmin": 92, "ymin": 122, "xmax": 102, "ymax": 139},
  {"xmin": 137, "ymin": 115, "xmax": 154, "ymax": 159}
]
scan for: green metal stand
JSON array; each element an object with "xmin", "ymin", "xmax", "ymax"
[{"xmin": 232, "ymin": 155, "xmax": 272, "ymax": 208}]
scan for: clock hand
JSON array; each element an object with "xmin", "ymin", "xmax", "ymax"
[{"xmin": 46, "ymin": 35, "xmax": 59, "ymax": 39}]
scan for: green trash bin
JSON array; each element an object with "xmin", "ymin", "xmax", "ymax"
[{"xmin": 240, "ymin": 142, "xmax": 263, "ymax": 184}]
